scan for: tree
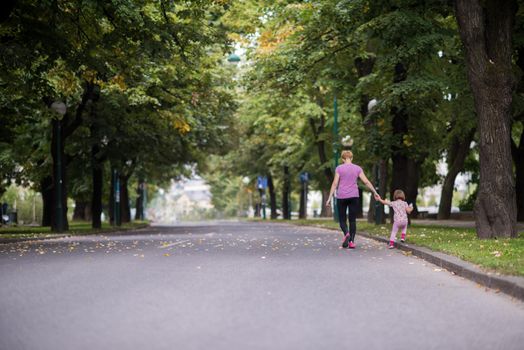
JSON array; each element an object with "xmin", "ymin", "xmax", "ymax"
[
  {"xmin": 455, "ymin": 0, "xmax": 518, "ymax": 238},
  {"xmin": 1, "ymin": 1, "xmax": 236, "ymax": 230}
]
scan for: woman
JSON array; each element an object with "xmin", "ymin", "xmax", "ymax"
[{"xmin": 326, "ymin": 150, "xmax": 378, "ymax": 249}]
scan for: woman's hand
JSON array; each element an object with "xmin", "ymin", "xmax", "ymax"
[
  {"xmin": 374, "ymin": 193, "xmax": 381, "ymax": 201},
  {"xmin": 325, "ymin": 200, "xmax": 331, "ymax": 207}
]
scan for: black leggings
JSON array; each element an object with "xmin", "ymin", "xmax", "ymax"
[{"xmin": 337, "ymin": 197, "xmax": 359, "ymax": 242}]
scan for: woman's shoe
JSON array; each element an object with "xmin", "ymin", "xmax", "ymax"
[
  {"xmin": 342, "ymin": 233, "xmax": 350, "ymax": 248},
  {"xmin": 348, "ymin": 241, "xmax": 356, "ymax": 249}
]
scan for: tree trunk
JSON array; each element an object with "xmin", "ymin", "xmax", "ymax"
[
  {"xmin": 391, "ymin": 155, "xmax": 421, "ymax": 219},
  {"xmin": 321, "ymin": 189, "xmax": 332, "ymax": 217},
  {"xmin": 40, "ymin": 176, "xmax": 53, "ymax": 227},
  {"xmin": 368, "ymin": 163, "xmax": 384, "ymax": 224},
  {"xmin": 109, "ymin": 170, "xmax": 115, "ymax": 225},
  {"xmin": 515, "ymin": 147, "xmax": 524, "ymax": 222},
  {"xmin": 267, "ymin": 172, "xmax": 277, "ymax": 219},
  {"xmin": 513, "ymin": 48, "xmax": 524, "ymax": 222},
  {"xmin": 455, "ymin": 0, "xmax": 517, "ymax": 238},
  {"xmin": 282, "ymin": 166, "xmax": 291, "ymax": 220},
  {"xmin": 91, "ymin": 145, "xmax": 103, "ymax": 229},
  {"xmin": 438, "ymin": 129, "xmax": 475, "ymax": 219},
  {"xmin": 299, "ymin": 181, "xmax": 307, "ymax": 219},
  {"xmin": 135, "ymin": 179, "xmax": 145, "ymax": 221},
  {"xmin": 51, "ymin": 119, "xmax": 69, "ymax": 232},
  {"xmin": 389, "ymin": 62, "xmax": 422, "ymax": 218},
  {"xmin": 309, "ymin": 98, "xmax": 335, "ymax": 208},
  {"xmin": 73, "ymin": 200, "xmax": 88, "ymax": 221},
  {"xmin": 357, "ymin": 188, "xmax": 363, "ymax": 218},
  {"xmin": 120, "ymin": 174, "xmax": 131, "ymax": 223},
  {"xmin": 511, "ymin": 131, "xmax": 524, "ymax": 221}
]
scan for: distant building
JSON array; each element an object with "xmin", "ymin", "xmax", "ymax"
[{"xmin": 149, "ymin": 177, "xmax": 214, "ymax": 223}]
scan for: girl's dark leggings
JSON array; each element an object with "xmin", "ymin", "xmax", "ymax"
[{"xmin": 337, "ymin": 197, "xmax": 359, "ymax": 242}]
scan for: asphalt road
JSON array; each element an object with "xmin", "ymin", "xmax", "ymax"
[{"xmin": 1, "ymin": 221, "xmax": 523, "ymax": 350}]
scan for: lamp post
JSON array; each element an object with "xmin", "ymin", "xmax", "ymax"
[
  {"xmin": 50, "ymin": 101, "xmax": 66, "ymax": 232},
  {"xmin": 239, "ymin": 176, "xmax": 251, "ymax": 217}
]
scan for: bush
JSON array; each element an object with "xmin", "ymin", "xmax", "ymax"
[{"xmin": 458, "ymin": 187, "xmax": 477, "ymax": 212}]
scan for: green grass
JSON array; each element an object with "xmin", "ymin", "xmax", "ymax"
[
  {"xmin": 274, "ymin": 218, "xmax": 524, "ymax": 276},
  {"xmin": 0, "ymin": 221, "xmax": 149, "ymax": 240}
]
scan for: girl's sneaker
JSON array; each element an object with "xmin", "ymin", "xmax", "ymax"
[
  {"xmin": 401, "ymin": 234, "xmax": 406, "ymax": 242},
  {"xmin": 342, "ymin": 233, "xmax": 350, "ymax": 248},
  {"xmin": 348, "ymin": 241, "xmax": 356, "ymax": 249},
  {"xmin": 388, "ymin": 241, "xmax": 395, "ymax": 249}
]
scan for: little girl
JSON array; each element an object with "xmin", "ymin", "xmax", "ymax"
[{"xmin": 375, "ymin": 190, "xmax": 413, "ymax": 249}]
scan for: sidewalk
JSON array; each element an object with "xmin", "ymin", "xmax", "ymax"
[
  {"xmin": 326, "ymin": 217, "xmax": 524, "ymax": 230},
  {"xmin": 284, "ymin": 220, "xmax": 524, "ymax": 302},
  {"xmin": 0, "ymin": 223, "xmax": 150, "ymax": 245}
]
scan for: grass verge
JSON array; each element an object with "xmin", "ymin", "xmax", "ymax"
[
  {"xmin": 277, "ymin": 218, "xmax": 524, "ymax": 276},
  {"xmin": 0, "ymin": 221, "xmax": 149, "ymax": 241}
]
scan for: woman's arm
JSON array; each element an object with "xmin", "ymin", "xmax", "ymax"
[
  {"xmin": 358, "ymin": 171, "xmax": 378, "ymax": 196},
  {"xmin": 325, "ymin": 172, "xmax": 340, "ymax": 207}
]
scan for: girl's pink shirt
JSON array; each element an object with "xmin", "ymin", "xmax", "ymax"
[{"xmin": 389, "ymin": 200, "xmax": 408, "ymax": 223}]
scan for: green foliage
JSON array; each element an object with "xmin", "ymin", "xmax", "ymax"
[
  {"xmin": 207, "ymin": 0, "xmax": 477, "ymax": 216},
  {"xmin": 0, "ymin": 1, "xmax": 238, "ymax": 219}
]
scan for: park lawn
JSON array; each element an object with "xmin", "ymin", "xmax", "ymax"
[
  {"xmin": 289, "ymin": 219, "xmax": 524, "ymax": 276},
  {"xmin": 0, "ymin": 221, "xmax": 149, "ymax": 240}
]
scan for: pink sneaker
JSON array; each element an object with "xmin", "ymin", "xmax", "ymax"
[
  {"xmin": 388, "ymin": 241, "xmax": 395, "ymax": 249},
  {"xmin": 342, "ymin": 233, "xmax": 350, "ymax": 248},
  {"xmin": 401, "ymin": 234, "xmax": 406, "ymax": 242},
  {"xmin": 348, "ymin": 241, "xmax": 356, "ymax": 249}
]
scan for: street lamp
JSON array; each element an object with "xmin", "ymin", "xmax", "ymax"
[
  {"xmin": 227, "ymin": 53, "xmax": 241, "ymax": 65},
  {"xmin": 341, "ymin": 135, "xmax": 353, "ymax": 150},
  {"xmin": 50, "ymin": 101, "xmax": 66, "ymax": 232}
]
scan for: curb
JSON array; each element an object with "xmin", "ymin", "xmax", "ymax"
[
  {"xmin": 0, "ymin": 224, "xmax": 150, "ymax": 245},
  {"xmin": 356, "ymin": 231, "xmax": 524, "ymax": 302},
  {"xmin": 290, "ymin": 223, "xmax": 524, "ymax": 302}
]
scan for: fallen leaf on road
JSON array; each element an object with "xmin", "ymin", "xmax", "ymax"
[
  {"xmin": 164, "ymin": 253, "xmax": 170, "ymax": 257},
  {"xmin": 433, "ymin": 268, "xmax": 442, "ymax": 272}
]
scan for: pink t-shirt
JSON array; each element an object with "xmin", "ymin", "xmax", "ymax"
[
  {"xmin": 336, "ymin": 163, "xmax": 362, "ymax": 199},
  {"xmin": 389, "ymin": 200, "xmax": 409, "ymax": 223}
]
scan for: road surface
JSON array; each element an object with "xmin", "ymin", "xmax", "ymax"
[{"xmin": 1, "ymin": 221, "xmax": 523, "ymax": 349}]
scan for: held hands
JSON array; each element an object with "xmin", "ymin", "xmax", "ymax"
[
  {"xmin": 325, "ymin": 200, "xmax": 331, "ymax": 207},
  {"xmin": 374, "ymin": 193, "xmax": 382, "ymax": 201}
]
